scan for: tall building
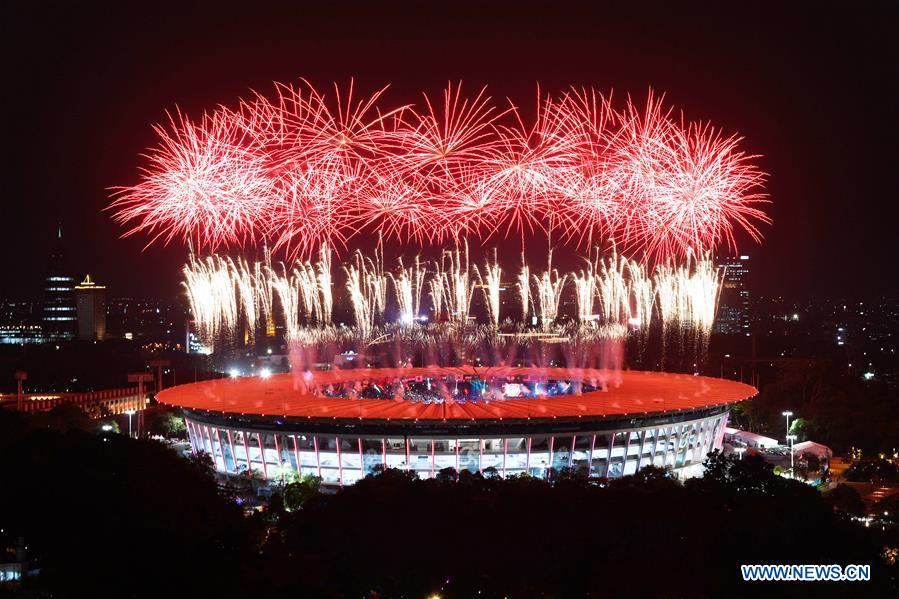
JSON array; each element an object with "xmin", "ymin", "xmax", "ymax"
[
  {"xmin": 715, "ymin": 254, "xmax": 750, "ymax": 336},
  {"xmin": 74, "ymin": 274, "xmax": 107, "ymax": 341},
  {"xmin": 42, "ymin": 225, "xmax": 77, "ymax": 340}
]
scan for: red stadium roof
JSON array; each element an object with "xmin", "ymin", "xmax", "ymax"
[{"xmin": 156, "ymin": 367, "xmax": 756, "ymax": 422}]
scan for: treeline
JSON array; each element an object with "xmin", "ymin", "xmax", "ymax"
[{"xmin": 1, "ymin": 407, "xmax": 896, "ymax": 597}]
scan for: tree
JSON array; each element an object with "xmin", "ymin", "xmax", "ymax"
[
  {"xmin": 613, "ymin": 464, "xmax": 680, "ymax": 490},
  {"xmin": 234, "ymin": 467, "xmax": 266, "ymax": 495},
  {"xmin": 845, "ymin": 459, "xmax": 899, "ymax": 483},
  {"xmin": 145, "ymin": 407, "xmax": 187, "ymax": 438},
  {"xmin": 436, "ymin": 467, "xmax": 459, "ymax": 483},
  {"xmin": 823, "ymin": 484, "xmax": 865, "ymax": 517},
  {"xmin": 159, "ymin": 412, "xmax": 187, "ymax": 437},
  {"xmin": 186, "ymin": 450, "xmax": 214, "ymax": 474},
  {"xmin": 699, "ymin": 450, "xmax": 783, "ymax": 494},
  {"xmin": 35, "ymin": 403, "xmax": 93, "ymax": 432},
  {"xmin": 283, "ymin": 474, "xmax": 322, "ymax": 511}
]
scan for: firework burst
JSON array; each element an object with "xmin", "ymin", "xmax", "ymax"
[{"xmin": 113, "ymin": 81, "xmax": 769, "ymax": 261}]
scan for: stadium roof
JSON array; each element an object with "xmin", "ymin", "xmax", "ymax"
[{"xmin": 157, "ymin": 367, "xmax": 756, "ymax": 422}]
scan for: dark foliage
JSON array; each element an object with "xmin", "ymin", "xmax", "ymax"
[
  {"xmin": 845, "ymin": 459, "xmax": 899, "ymax": 483},
  {"xmin": 2, "ymin": 411, "xmax": 896, "ymax": 598},
  {"xmin": 0, "ymin": 409, "xmax": 259, "ymax": 597}
]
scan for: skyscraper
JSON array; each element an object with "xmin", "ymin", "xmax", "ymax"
[
  {"xmin": 42, "ymin": 225, "xmax": 77, "ymax": 340},
  {"xmin": 715, "ymin": 254, "xmax": 750, "ymax": 336},
  {"xmin": 74, "ymin": 274, "xmax": 107, "ymax": 341}
]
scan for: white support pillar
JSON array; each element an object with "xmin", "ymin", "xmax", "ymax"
[
  {"xmin": 635, "ymin": 429, "xmax": 649, "ymax": 472},
  {"xmin": 650, "ymin": 428, "xmax": 662, "ymax": 467},
  {"xmin": 604, "ymin": 432, "xmax": 617, "ymax": 477}
]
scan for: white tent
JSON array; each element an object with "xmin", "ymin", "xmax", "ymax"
[
  {"xmin": 724, "ymin": 427, "xmax": 779, "ymax": 450},
  {"xmin": 792, "ymin": 440, "xmax": 832, "ymax": 459}
]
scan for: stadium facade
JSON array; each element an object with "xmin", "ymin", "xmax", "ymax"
[{"xmin": 157, "ymin": 368, "xmax": 756, "ymax": 485}]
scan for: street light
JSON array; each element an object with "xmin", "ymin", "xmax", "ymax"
[
  {"xmin": 782, "ymin": 410, "xmax": 793, "ymax": 441},
  {"xmin": 125, "ymin": 410, "xmax": 136, "ymax": 438},
  {"xmin": 786, "ymin": 434, "xmax": 797, "ymax": 478}
]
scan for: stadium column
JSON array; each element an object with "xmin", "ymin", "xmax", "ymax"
[
  {"xmin": 716, "ymin": 414, "xmax": 727, "ymax": 449},
  {"xmin": 694, "ymin": 421, "xmax": 708, "ymax": 463},
  {"xmin": 502, "ymin": 438, "xmax": 508, "ymax": 478},
  {"xmin": 569, "ymin": 435, "xmax": 576, "ymax": 468},
  {"xmin": 241, "ymin": 431, "xmax": 252, "ymax": 475},
  {"xmin": 273, "ymin": 434, "xmax": 281, "ymax": 477},
  {"xmin": 430, "ymin": 440, "xmax": 435, "ymax": 478},
  {"xmin": 526, "ymin": 437, "xmax": 531, "ymax": 473},
  {"xmin": 650, "ymin": 428, "xmax": 661, "ymax": 467},
  {"xmin": 588, "ymin": 434, "xmax": 597, "ymax": 476},
  {"xmin": 203, "ymin": 425, "xmax": 214, "ymax": 455},
  {"xmin": 185, "ymin": 420, "xmax": 197, "ymax": 455},
  {"xmin": 312, "ymin": 435, "xmax": 322, "ymax": 478},
  {"xmin": 708, "ymin": 419, "xmax": 717, "ymax": 458},
  {"xmin": 673, "ymin": 425, "xmax": 684, "ymax": 466},
  {"xmin": 707, "ymin": 418, "xmax": 717, "ymax": 455},
  {"xmin": 604, "ymin": 432, "xmax": 617, "ymax": 477},
  {"xmin": 661, "ymin": 427, "xmax": 672, "ymax": 467},
  {"xmin": 196, "ymin": 423, "xmax": 207, "ymax": 453},
  {"xmin": 335, "ymin": 437, "xmax": 343, "ymax": 486},
  {"xmin": 227, "ymin": 430, "xmax": 237, "ymax": 473},
  {"xmin": 214, "ymin": 428, "xmax": 225, "ymax": 472},
  {"xmin": 256, "ymin": 433, "xmax": 269, "ymax": 479},
  {"xmin": 381, "ymin": 438, "xmax": 387, "ymax": 471},
  {"xmin": 292, "ymin": 435, "xmax": 300, "ymax": 477},
  {"xmin": 635, "ymin": 429, "xmax": 648, "ymax": 471},
  {"xmin": 455, "ymin": 439, "xmax": 460, "ymax": 472},
  {"xmin": 313, "ymin": 436, "xmax": 321, "ymax": 477},
  {"xmin": 547, "ymin": 436, "xmax": 554, "ymax": 479},
  {"xmin": 358, "ymin": 438, "xmax": 365, "ymax": 479},
  {"xmin": 479, "ymin": 439, "xmax": 484, "ymax": 473}
]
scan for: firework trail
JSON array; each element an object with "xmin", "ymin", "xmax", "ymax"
[
  {"xmin": 344, "ymin": 255, "xmax": 376, "ymax": 338},
  {"xmin": 571, "ymin": 261, "xmax": 596, "ymax": 323},
  {"xmin": 390, "ymin": 256, "xmax": 426, "ymax": 325},
  {"xmin": 532, "ymin": 251, "xmax": 567, "ymax": 327},
  {"xmin": 315, "ymin": 245, "xmax": 333, "ymax": 323},
  {"xmin": 474, "ymin": 249, "xmax": 503, "ymax": 327},
  {"xmin": 517, "ymin": 256, "xmax": 530, "ymax": 322},
  {"xmin": 595, "ymin": 248, "xmax": 631, "ymax": 326},
  {"xmin": 439, "ymin": 243, "xmax": 474, "ymax": 325}
]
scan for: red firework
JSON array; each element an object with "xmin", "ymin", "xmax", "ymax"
[{"xmin": 110, "ymin": 80, "xmax": 770, "ymax": 260}]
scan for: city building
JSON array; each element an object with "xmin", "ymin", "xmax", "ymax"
[
  {"xmin": 715, "ymin": 254, "xmax": 750, "ymax": 335},
  {"xmin": 74, "ymin": 275, "xmax": 107, "ymax": 341},
  {"xmin": 106, "ymin": 298, "xmax": 187, "ymax": 348},
  {"xmin": 159, "ymin": 368, "xmax": 757, "ymax": 486},
  {"xmin": 42, "ymin": 226, "xmax": 76, "ymax": 340},
  {"xmin": 0, "ymin": 301, "xmax": 44, "ymax": 345}
]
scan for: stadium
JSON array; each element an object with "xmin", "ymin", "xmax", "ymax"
[{"xmin": 157, "ymin": 367, "xmax": 757, "ymax": 485}]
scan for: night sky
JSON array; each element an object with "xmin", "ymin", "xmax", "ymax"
[{"xmin": 2, "ymin": 2, "xmax": 897, "ymax": 301}]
